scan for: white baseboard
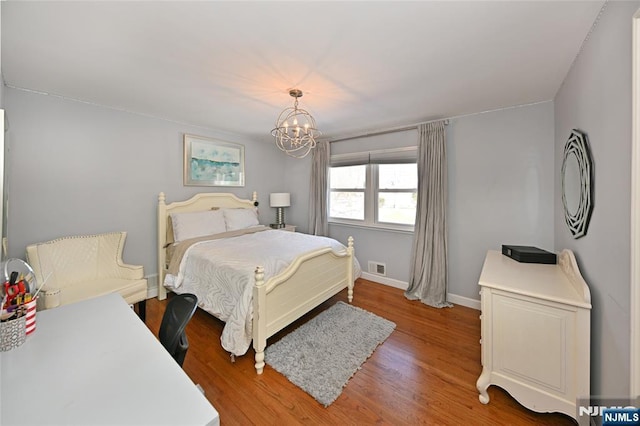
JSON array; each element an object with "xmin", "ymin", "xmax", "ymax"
[
  {"xmin": 146, "ymin": 273, "xmax": 158, "ymax": 299},
  {"xmin": 360, "ymin": 272, "xmax": 408, "ymax": 290},
  {"xmin": 360, "ymin": 272, "xmax": 480, "ymax": 310},
  {"xmin": 446, "ymin": 293, "xmax": 480, "ymax": 310}
]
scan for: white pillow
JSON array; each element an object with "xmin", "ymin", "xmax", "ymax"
[
  {"xmin": 223, "ymin": 208, "xmax": 259, "ymax": 231},
  {"xmin": 170, "ymin": 210, "xmax": 227, "ymax": 242}
]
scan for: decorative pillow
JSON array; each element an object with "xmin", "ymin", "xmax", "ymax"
[
  {"xmin": 223, "ymin": 208, "xmax": 259, "ymax": 231},
  {"xmin": 170, "ymin": 210, "xmax": 227, "ymax": 242}
]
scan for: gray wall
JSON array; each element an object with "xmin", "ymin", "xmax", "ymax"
[
  {"xmin": 554, "ymin": 1, "xmax": 639, "ymax": 398},
  {"xmin": 4, "ymin": 87, "xmax": 287, "ymax": 279},
  {"xmin": 280, "ymin": 154, "xmax": 313, "ymax": 233},
  {"xmin": 292, "ymin": 101, "xmax": 555, "ymax": 302},
  {"xmin": 448, "ymin": 102, "xmax": 555, "ymax": 300}
]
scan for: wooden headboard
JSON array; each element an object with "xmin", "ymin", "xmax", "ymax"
[{"xmin": 157, "ymin": 191, "xmax": 258, "ymax": 299}]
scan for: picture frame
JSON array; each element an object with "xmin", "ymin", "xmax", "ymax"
[{"xmin": 183, "ymin": 134, "xmax": 245, "ymax": 187}]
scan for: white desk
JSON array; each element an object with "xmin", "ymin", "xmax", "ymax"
[{"xmin": 1, "ymin": 293, "xmax": 219, "ymax": 425}]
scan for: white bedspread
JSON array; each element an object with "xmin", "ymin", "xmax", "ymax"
[{"xmin": 164, "ymin": 228, "xmax": 361, "ymax": 356}]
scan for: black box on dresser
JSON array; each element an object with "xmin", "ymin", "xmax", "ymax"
[{"xmin": 501, "ymin": 245, "xmax": 557, "ymax": 264}]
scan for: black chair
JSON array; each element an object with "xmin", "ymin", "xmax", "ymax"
[{"xmin": 159, "ymin": 293, "xmax": 198, "ymax": 367}]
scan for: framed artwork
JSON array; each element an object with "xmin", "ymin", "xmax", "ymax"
[{"xmin": 183, "ymin": 134, "xmax": 245, "ymax": 187}]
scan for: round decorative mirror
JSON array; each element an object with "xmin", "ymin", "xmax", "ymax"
[{"xmin": 561, "ymin": 129, "xmax": 593, "ymax": 239}]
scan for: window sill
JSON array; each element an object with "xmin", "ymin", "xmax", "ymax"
[{"xmin": 328, "ymin": 220, "xmax": 415, "ymax": 235}]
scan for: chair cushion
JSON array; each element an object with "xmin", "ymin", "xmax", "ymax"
[{"xmin": 61, "ymin": 278, "xmax": 147, "ymax": 307}]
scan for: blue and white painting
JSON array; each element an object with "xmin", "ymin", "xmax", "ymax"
[{"xmin": 184, "ymin": 136, "xmax": 245, "ymax": 186}]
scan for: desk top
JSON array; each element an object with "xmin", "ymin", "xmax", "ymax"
[{"xmin": 1, "ymin": 293, "xmax": 219, "ymax": 425}]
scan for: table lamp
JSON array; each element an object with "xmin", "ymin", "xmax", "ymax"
[{"xmin": 269, "ymin": 193, "xmax": 290, "ymax": 228}]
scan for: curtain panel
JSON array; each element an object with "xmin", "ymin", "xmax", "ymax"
[
  {"xmin": 308, "ymin": 140, "xmax": 330, "ymax": 236},
  {"xmin": 405, "ymin": 120, "xmax": 451, "ymax": 308}
]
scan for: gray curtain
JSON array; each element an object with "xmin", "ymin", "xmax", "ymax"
[
  {"xmin": 308, "ymin": 140, "xmax": 330, "ymax": 236},
  {"xmin": 405, "ymin": 121, "xmax": 452, "ymax": 308}
]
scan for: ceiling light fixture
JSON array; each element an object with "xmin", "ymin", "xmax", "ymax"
[{"xmin": 271, "ymin": 89, "xmax": 321, "ymax": 158}]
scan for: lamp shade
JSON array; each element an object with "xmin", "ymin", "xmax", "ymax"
[{"xmin": 270, "ymin": 193, "xmax": 291, "ymax": 207}]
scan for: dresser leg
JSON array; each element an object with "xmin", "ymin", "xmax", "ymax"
[{"xmin": 476, "ymin": 368, "xmax": 491, "ymax": 404}]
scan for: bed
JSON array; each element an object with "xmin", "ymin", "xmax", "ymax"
[{"xmin": 157, "ymin": 191, "xmax": 358, "ymax": 374}]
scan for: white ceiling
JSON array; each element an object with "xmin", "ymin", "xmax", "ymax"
[{"xmin": 2, "ymin": 1, "xmax": 606, "ymax": 143}]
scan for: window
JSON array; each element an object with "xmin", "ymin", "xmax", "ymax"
[
  {"xmin": 329, "ymin": 165, "xmax": 365, "ymax": 220},
  {"xmin": 377, "ymin": 163, "xmax": 417, "ymax": 226},
  {"xmin": 329, "ymin": 150, "xmax": 418, "ymax": 229}
]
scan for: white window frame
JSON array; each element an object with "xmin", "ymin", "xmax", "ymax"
[{"xmin": 328, "ymin": 148, "xmax": 417, "ymax": 232}]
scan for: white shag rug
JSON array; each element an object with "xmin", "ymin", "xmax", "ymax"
[{"xmin": 264, "ymin": 301, "xmax": 396, "ymax": 407}]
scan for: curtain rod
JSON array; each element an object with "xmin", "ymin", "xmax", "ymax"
[{"xmin": 330, "ymin": 118, "xmax": 449, "ymax": 143}]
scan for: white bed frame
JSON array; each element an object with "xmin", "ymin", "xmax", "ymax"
[{"xmin": 157, "ymin": 192, "xmax": 355, "ymax": 374}]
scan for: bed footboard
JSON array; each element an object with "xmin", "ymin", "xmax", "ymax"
[{"xmin": 252, "ymin": 237, "xmax": 354, "ymax": 374}]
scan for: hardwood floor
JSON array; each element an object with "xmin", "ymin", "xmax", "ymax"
[{"xmin": 145, "ymin": 279, "xmax": 575, "ymax": 425}]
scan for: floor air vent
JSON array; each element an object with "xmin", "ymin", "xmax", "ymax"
[{"xmin": 368, "ymin": 261, "xmax": 386, "ymax": 276}]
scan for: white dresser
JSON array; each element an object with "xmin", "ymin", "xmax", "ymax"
[{"xmin": 476, "ymin": 249, "xmax": 591, "ymax": 421}]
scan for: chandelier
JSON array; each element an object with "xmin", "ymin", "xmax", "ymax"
[{"xmin": 271, "ymin": 89, "xmax": 321, "ymax": 158}]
